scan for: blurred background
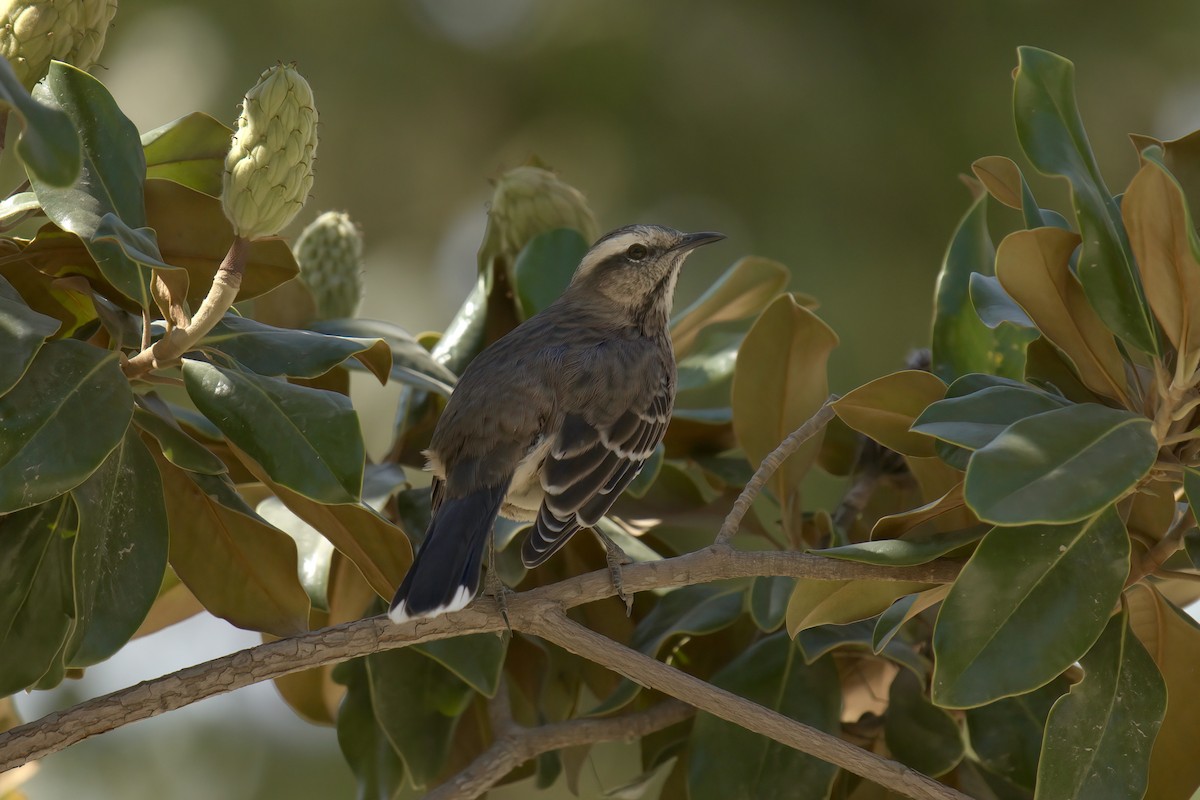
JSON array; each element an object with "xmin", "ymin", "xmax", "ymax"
[{"xmin": 13, "ymin": 0, "xmax": 1200, "ymax": 797}]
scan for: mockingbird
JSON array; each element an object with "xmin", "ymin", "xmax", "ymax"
[{"xmin": 389, "ymin": 224, "xmax": 724, "ymax": 622}]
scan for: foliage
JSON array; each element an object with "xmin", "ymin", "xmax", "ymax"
[{"xmin": 0, "ymin": 24, "xmax": 1197, "ymax": 800}]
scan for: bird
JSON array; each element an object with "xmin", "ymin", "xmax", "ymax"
[{"xmin": 388, "ymin": 224, "xmax": 725, "ymax": 623}]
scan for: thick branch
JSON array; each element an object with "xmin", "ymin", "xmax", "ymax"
[
  {"xmin": 425, "ymin": 690, "xmax": 691, "ymax": 800},
  {"xmin": 520, "ymin": 610, "xmax": 968, "ymax": 800},
  {"xmin": 717, "ymin": 397, "xmax": 838, "ymax": 545},
  {"xmin": 0, "ymin": 548, "xmax": 959, "ymax": 773}
]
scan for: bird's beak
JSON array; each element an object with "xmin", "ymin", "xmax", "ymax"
[{"xmin": 671, "ymin": 231, "xmax": 726, "ymax": 253}]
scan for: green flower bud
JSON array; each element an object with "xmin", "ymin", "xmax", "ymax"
[
  {"xmin": 478, "ymin": 165, "xmax": 598, "ymax": 268},
  {"xmin": 222, "ymin": 63, "xmax": 318, "ymax": 241},
  {"xmin": 294, "ymin": 210, "xmax": 363, "ymax": 320},
  {"xmin": 0, "ymin": 0, "xmax": 118, "ymax": 89}
]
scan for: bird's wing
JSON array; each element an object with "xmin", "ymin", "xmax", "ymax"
[{"xmin": 522, "ymin": 379, "xmax": 671, "ymax": 567}]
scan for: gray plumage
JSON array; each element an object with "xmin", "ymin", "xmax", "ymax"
[{"xmin": 389, "ymin": 224, "xmax": 723, "ymax": 622}]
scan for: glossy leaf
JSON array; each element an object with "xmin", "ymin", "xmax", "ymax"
[
  {"xmin": 931, "ymin": 193, "xmax": 1034, "ymax": 381},
  {"xmin": 873, "ymin": 585, "xmax": 949, "ymax": 652},
  {"xmin": 334, "ymin": 657, "xmax": 406, "ymax": 800},
  {"xmin": 786, "ymin": 578, "xmax": 934, "ymax": 637},
  {"xmin": 66, "ymin": 430, "xmax": 168, "ymax": 667},
  {"xmin": 0, "ymin": 340, "xmax": 133, "ymax": 512},
  {"xmin": 131, "ymin": 401, "xmax": 227, "ymax": 476},
  {"xmin": 832, "ymin": 370, "xmax": 946, "ymax": 457},
  {"xmin": 969, "ymin": 273, "xmax": 1035, "ymax": 330},
  {"xmin": 995, "ymin": 226, "xmax": 1129, "ymax": 404},
  {"xmin": 200, "ymin": 315, "xmax": 391, "ymax": 384},
  {"xmin": 1123, "ymin": 149, "xmax": 1200, "ymax": 366},
  {"xmin": 366, "ymin": 646, "xmax": 474, "ymax": 789},
  {"xmin": 1035, "ymin": 609, "xmax": 1165, "ymax": 800},
  {"xmin": 870, "ymin": 483, "xmax": 974, "ymax": 539},
  {"xmin": 971, "ymin": 155, "xmax": 1063, "ymax": 230},
  {"xmin": 1014, "ymin": 46, "xmax": 1158, "ymax": 355},
  {"xmin": 797, "ymin": 619, "xmax": 929, "ymax": 680},
  {"xmin": 0, "ymin": 497, "xmax": 75, "ymax": 696},
  {"xmin": 152, "ymin": 453, "xmax": 311, "ymax": 637},
  {"xmin": 310, "ymin": 319, "xmax": 458, "ymax": 397},
  {"xmin": 183, "ymin": 359, "xmax": 364, "ymax": 504},
  {"xmin": 0, "ymin": 54, "xmax": 80, "ymax": 186},
  {"xmin": 257, "ymin": 496, "xmax": 335, "ymax": 610},
  {"xmin": 964, "ymin": 404, "xmax": 1156, "ymax": 525},
  {"xmin": 1125, "ymin": 583, "xmax": 1200, "ymax": 799},
  {"xmin": 688, "ymin": 634, "xmax": 840, "ymax": 800},
  {"xmin": 0, "ymin": 273, "xmax": 60, "ymax": 395},
  {"xmin": 141, "ymin": 111, "xmax": 231, "ymax": 197},
  {"xmin": 966, "ymin": 677, "xmax": 1069, "ymax": 791},
  {"xmin": 413, "ymin": 634, "xmax": 507, "ymax": 697},
  {"xmin": 732, "ymin": 295, "xmax": 837, "ymax": 534},
  {"xmin": 30, "ymin": 63, "xmax": 169, "ymax": 309},
  {"xmin": 912, "ymin": 384, "xmax": 1070, "ymax": 452},
  {"xmin": 885, "ymin": 669, "xmax": 964, "ymax": 777},
  {"xmin": 749, "ymin": 576, "xmax": 793, "ymax": 632},
  {"xmin": 671, "ymin": 256, "xmax": 790, "ymax": 357},
  {"xmin": 513, "ymin": 228, "xmax": 589, "ymax": 318},
  {"xmin": 818, "ymin": 527, "xmax": 982, "ymax": 567},
  {"xmin": 932, "ymin": 509, "xmax": 1129, "ymax": 708}
]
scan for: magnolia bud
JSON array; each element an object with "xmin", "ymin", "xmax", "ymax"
[
  {"xmin": 478, "ymin": 165, "xmax": 598, "ymax": 268},
  {"xmin": 0, "ymin": 0, "xmax": 118, "ymax": 89},
  {"xmin": 294, "ymin": 210, "xmax": 363, "ymax": 320},
  {"xmin": 222, "ymin": 63, "xmax": 318, "ymax": 241}
]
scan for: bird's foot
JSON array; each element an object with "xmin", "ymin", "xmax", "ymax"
[
  {"xmin": 485, "ymin": 567, "xmax": 513, "ymax": 637},
  {"xmin": 596, "ymin": 530, "xmax": 635, "ymax": 616}
]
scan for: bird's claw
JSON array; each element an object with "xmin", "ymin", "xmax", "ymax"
[{"xmin": 598, "ymin": 530, "xmax": 635, "ymax": 616}]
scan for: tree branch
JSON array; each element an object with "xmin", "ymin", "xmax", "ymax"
[
  {"xmin": 520, "ymin": 609, "xmax": 970, "ymax": 800},
  {"xmin": 0, "ymin": 547, "xmax": 959, "ymax": 774},
  {"xmin": 425, "ymin": 685, "xmax": 692, "ymax": 800},
  {"xmin": 717, "ymin": 397, "xmax": 838, "ymax": 545}
]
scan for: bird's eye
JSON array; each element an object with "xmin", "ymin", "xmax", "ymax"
[{"xmin": 626, "ymin": 244, "xmax": 649, "ymax": 261}]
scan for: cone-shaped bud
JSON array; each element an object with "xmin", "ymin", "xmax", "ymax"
[
  {"xmin": 478, "ymin": 165, "xmax": 598, "ymax": 268},
  {"xmin": 222, "ymin": 63, "xmax": 318, "ymax": 241},
  {"xmin": 295, "ymin": 210, "xmax": 363, "ymax": 320},
  {"xmin": 0, "ymin": 0, "xmax": 118, "ymax": 89}
]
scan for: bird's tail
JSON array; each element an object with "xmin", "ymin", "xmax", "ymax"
[{"xmin": 388, "ymin": 484, "xmax": 507, "ymax": 623}]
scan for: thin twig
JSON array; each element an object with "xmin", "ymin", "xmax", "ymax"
[
  {"xmin": 1127, "ymin": 510, "xmax": 1194, "ymax": 588},
  {"xmin": 520, "ymin": 610, "xmax": 969, "ymax": 800},
  {"xmin": 716, "ymin": 396, "xmax": 839, "ymax": 546},
  {"xmin": 424, "ymin": 697, "xmax": 691, "ymax": 800},
  {"xmin": 0, "ymin": 548, "xmax": 959, "ymax": 773}
]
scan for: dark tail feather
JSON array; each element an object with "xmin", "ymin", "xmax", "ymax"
[{"xmin": 388, "ymin": 484, "xmax": 506, "ymax": 623}]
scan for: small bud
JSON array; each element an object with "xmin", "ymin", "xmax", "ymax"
[
  {"xmin": 222, "ymin": 63, "xmax": 318, "ymax": 241},
  {"xmin": 294, "ymin": 210, "xmax": 363, "ymax": 320},
  {"xmin": 478, "ymin": 165, "xmax": 598, "ymax": 268},
  {"xmin": 0, "ymin": 0, "xmax": 118, "ymax": 89}
]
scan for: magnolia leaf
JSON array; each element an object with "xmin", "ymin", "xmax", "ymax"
[
  {"xmin": 912, "ymin": 384, "xmax": 1070, "ymax": 453},
  {"xmin": 0, "ymin": 273, "xmax": 60, "ymax": 396},
  {"xmin": 671, "ymin": 255, "xmax": 790, "ymax": 357},
  {"xmin": 141, "ymin": 111, "xmax": 232, "ymax": 197},
  {"xmin": 885, "ymin": 669, "xmax": 964, "ymax": 777},
  {"xmin": 785, "ymin": 578, "xmax": 934, "ymax": 637},
  {"xmin": 832, "ymin": 369, "xmax": 946, "ymax": 457}
]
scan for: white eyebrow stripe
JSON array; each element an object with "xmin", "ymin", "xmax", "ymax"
[{"xmin": 576, "ymin": 233, "xmax": 643, "ymax": 274}]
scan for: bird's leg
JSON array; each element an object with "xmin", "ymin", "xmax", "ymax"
[
  {"xmin": 593, "ymin": 527, "xmax": 634, "ymax": 615},
  {"xmin": 486, "ymin": 528, "xmax": 512, "ymax": 637}
]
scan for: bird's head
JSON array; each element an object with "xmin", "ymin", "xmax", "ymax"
[{"xmin": 567, "ymin": 224, "xmax": 725, "ymax": 332}]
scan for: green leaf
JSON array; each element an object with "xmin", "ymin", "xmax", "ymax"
[
  {"xmin": 873, "ymin": 585, "xmax": 949, "ymax": 652},
  {"xmin": 131, "ymin": 400, "xmax": 227, "ymax": 476},
  {"xmin": 366, "ymin": 646, "xmax": 474, "ymax": 789},
  {"xmin": 141, "ymin": 111, "xmax": 232, "ymax": 197},
  {"xmin": 969, "ymin": 273, "xmax": 1035, "ymax": 330},
  {"xmin": 513, "ymin": 228, "xmax": 589, "ymax": 318},
  {"xmin": 786, "ymin": 578, "xmax": 934, "ymax": 636},
  {"xmin": 817, "ymin": 528, "xmax": 983, "ymax": 567},
  {"xmin": 256, "ymin": 495, "xmax": 335, "ymax": 610},
  {"xmin": 30, "ymin": 63, "xmax": 171, "ymax": 309},
  {"xmin": 687, "ymin": 633, "xmax": 840, "ymax": 800},
  {"xmin": 0, "ymin": 496, "xmax": 75, "ymax": 696},
  {"xmin": 749, "ymin": 576, "xmax": 793, "ymax": 632},
  {"xmin": 1014, "ymin": 47, "xmax": 1157, "ymax": 355},
  {"xmin": 309, "ymin": 318, "xmax": 458, "ymax": 397},
  {"xmin": 66, "ymin": 430, "xmax": 168, "ymax": 667},
  {"xmin": 912, "ymin": 385, "xmax": 1070, "ymax": 451},
  {"xmin": 832, "ymin": 369, "xmax": 946, "ymax": 457},
  {"xmin": 964, "ymin": 404, "xmax": 1156, "ymax": 525},
  {"xmin": 200, "ymin": 315, "xmax": 392, "ymax": 385},
  {"xmin": 182, "ymin": 359, "xmax": 364, "ymax": 504},
  {"xmin": 334, "ymin": 657, "xmax": 406, "ymax": 800},
  {"xmin": 885, "ymin": 669, "xmax": 964, "ymax": 777},
  {"xmin": 797, "ymin": 619, "xmax": 930, "ymax": 680},
  {"xmin": 0, "ymin": 273, "xmax": 60, "ymax": 395},
  {"xmin": 0, "ymin": 340, "xmax": 133, "ymax": 512},
  {"xmin": 670, "ymin": 255, "xmax": 790, "ymax": 357},
  {"xmin": 152, "ymin": 453, "xmax": 311, "ymax": 637},
  {"xmin": 932, "ymin": 508, "xmax": 1129, "ymax": 708},
  {"xmin": 0, "ymin": 55, "xmax": 81, "ymax": 186},
  {"xmin": 966, "ymin": 677, "xmax": 1069, "ymax": 790},
  {"xmin": 931, "ymin": 193, "xmax": 1034, "ymax": 382},
  {"xmin": 413, "ymin": 634, "xmax": 507, "ymax": 697},
  {"xmin": 1034, "ymin": 609, "xmax": 1165, "ymax": 800}
]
